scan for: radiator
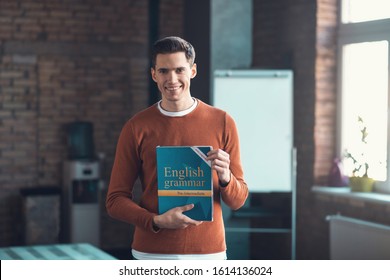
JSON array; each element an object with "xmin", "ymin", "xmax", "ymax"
[{"xmin": 327, "ymin": 215, "xmax": 390, "ymax": 260}]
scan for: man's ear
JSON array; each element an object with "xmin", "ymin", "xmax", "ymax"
[
  {"xmin": 151, "ymin": 67, "xmax": 157, "ymax": 82},
  {"xmin": 190, "ymin": 63, "xmax": 197, "ymax": 79}
]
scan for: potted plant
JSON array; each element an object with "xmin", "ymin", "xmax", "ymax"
[{"xmin": 343, "ymin": 116, "xmax": 375, "ymax": 192}]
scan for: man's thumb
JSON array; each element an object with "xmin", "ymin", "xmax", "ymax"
[{"xmin": 180, "ymin": 204, "xmax": 194, "ymax": 212}]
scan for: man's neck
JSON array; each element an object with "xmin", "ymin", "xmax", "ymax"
[
  {"xmin": 160, "ymin": 96, "xmax": 195, "ymax": 112},
  {"xmin": 158, "ymin": 98, "xmax": 198, "ymax": 117}
]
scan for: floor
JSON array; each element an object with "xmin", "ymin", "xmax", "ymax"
[{"xmin": 104, "ymin": 248, "xmax": 132, "ymax": 260}]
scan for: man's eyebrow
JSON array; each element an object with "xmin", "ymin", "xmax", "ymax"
[{"xmin": 157, "ymin": 66, "xmax": 186, "ymax": 71}]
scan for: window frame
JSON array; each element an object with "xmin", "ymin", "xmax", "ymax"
[{"xmin": 337, "ymin": 7, "xmax": 390, "ymax": 194}]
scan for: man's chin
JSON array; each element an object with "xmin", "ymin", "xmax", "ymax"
[{"xmin": 162, "ymin": 93, "xmax": 182, "ymax": 101}]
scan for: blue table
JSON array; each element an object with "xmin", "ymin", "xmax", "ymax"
[{"xmin": 0, "ymin": 243, "xmax": 116, "ymax": 260}]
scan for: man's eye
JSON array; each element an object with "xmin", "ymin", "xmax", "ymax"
[
  {"xmin": 159, "ymin": 69, "xmax": 167, "ymax": 74},
  {"xmin": 176, "ymin": 68, "xmax": 184, "ymax": 73}
]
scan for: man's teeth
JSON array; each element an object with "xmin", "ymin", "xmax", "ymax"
[{"xmin": 167, "ymin": 86, "xmax": 180, "ymax": 91}]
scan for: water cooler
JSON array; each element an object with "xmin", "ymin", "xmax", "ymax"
[{"xmin": 63, "ymin": 122, "xmax": 101, "ymax": 246}]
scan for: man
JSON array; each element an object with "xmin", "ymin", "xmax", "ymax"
[{"xmin": 106, "ymin": 36, "xmax": 248, "ymax": 260}]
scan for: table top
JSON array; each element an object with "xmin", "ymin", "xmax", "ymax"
[{"xmin": 0, "ymin": 243, "xmax": 116, "ymax": 260}]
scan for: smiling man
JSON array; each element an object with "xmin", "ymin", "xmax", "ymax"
[
  {"xmin": 151, "ymin": 41, "xmax": 196, "ymax": 112},
  {"xmin": 106, "ymin": 36, "xmax": 248, "ymax": 260}
]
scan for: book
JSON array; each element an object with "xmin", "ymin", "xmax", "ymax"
[{"xmin": 156, "ymin": 146, "xmax": 213, "ymax": 221}]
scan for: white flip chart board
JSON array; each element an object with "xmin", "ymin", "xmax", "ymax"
[{"xmin": 213, "ymin": 69, "xmax": 293, "ymax": 192}]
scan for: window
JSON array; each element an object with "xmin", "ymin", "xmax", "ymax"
[
  {"xmin": 339, "ymin": 0, "xmax": 390, "ymax": 193},
  {"xmin": 341, "ymin": 0, "xmax": 390, "ymax": 23}
]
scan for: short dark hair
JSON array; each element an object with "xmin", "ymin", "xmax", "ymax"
[{"xmin": 151, "ymin": 36, "xmax": 196, "ymax": 68}]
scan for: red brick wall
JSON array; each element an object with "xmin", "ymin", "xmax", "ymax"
[
  {"xmin": 314, "ymin": 0, "xmax": 338, "ymax": 184},
  {"xmin": 159, "ymin": 0, "xmax": 184, "ymax": 38},
  {"xmin": 0, "ymin": 0, "xmax": 183, "ymax": 248},
  {"xmin": 0, "ymin": 1, "xmax": 147, "ymax": 43},
  {"xmin": 1, "ymin": 55, "xmax": 39, "ymax": 187}
]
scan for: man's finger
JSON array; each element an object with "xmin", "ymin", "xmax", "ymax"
[{"xmin": 179, "ymin": 203, "xmax": 195, "ymax": 212}]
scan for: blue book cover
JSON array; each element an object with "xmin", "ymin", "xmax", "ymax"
[{"xmin": 156, "ymin": 146, "xmax": 213, "ymax": 221}]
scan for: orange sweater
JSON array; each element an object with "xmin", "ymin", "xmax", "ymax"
[{"xmin": 106, "ymin": 100, "xmax": 248, "ymax": 254}]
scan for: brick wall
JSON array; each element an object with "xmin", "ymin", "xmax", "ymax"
[
  {"xmin": 0, "ymin": 0, "xmax": 183, "ymax": 249},
  {"xmin": 159, "ymin": 0, "xmax": 184, "ymax": 38},
  {"xmin": 315, "ymin": 0, "xmax": 338, "ymax": 184}
]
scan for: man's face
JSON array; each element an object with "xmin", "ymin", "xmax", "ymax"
[{"xmin": 151, "ymin": 52, "xmax": 197, "ymax": 104}]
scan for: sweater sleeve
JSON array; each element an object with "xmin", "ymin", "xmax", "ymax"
[
  {"xmin": 219, "ymin": 113, "xmax": 249, "ymax": 210},
  {"xmin": 105, "ymin": 121, "xmax": 156, "ymax": 231}
]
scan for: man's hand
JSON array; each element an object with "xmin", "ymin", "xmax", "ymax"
[
  {"xmin": 207, "ymin": 148, "xmax": 231, "ymax": 186},
  {"xmin": 153, "ymin": 204, "xmax": 203, "ymax": 229}
]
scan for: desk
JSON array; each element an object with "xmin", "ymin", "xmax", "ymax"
[{"xmin": 0, "ymin": 243, "xmax": 116, "ymax": 260}]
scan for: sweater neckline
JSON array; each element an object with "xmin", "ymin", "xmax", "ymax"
[{"xmin": 157, "ymin": 98, "xmax": 198, "ymax": 117}]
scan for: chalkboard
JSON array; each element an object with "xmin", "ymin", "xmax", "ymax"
[{"xmin": 212, "ymin": 70, "xmax": 293, "ymax": 192}]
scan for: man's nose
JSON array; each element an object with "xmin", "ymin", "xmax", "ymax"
[{"xmin": 167, "ymin": 71, "xmax": 178, "ymax": 82}]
